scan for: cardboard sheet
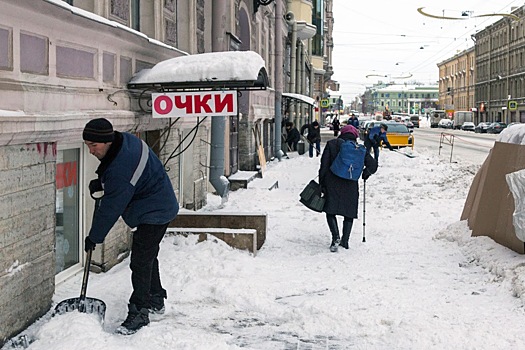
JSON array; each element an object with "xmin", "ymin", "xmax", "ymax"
[{"xmin": 461, "ymin": 142, "xmax": 525, "ymax": 254}]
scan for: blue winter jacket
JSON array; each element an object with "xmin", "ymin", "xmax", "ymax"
[
  {"xmin": 348, "ymin": 116, "xmax": 359, "ymax": 128},
  {"xmin": 367, "ymin": 126, "xmax": 392, "ymax": 149},
  {"xmin": 88, "ymin": 132, "xmax": 179, "ymax": 243}
]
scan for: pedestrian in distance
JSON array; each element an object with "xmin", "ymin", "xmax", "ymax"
[
  {"xmin": 332, "ymin": 116, "xmax": 341, "ymax": 137},
  {"xmin": 365, "ymin": 123, "xmax": 394, "ymax": 163},
  {"xmin": 83, "ymin": 118, "xmax": 179, "ymax": 335},
  {"xmin": 285, "ymin": 121, "xmax": 300, "ymax": 151},
  {"xmin": 300, "ymin": 120, "xmax": 321, "ymax": 157},
  {"xmin": 348, "ymin": 113, "xmax": 360, "ymax": 128},
  {"xmin": 319, "ymin": 124, "xmax": 377, "ymax": 252}
]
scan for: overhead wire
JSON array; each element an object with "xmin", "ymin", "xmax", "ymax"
[{"xmin": 333, "ymin": 0, "xmax": 523, "ymax": 100}]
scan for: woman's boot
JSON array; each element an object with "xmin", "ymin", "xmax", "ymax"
[
  {"xmin": 326, "ymin": 214, "xmax": 340, "ymax": 252},
  {"xmin": 340, "ymin": 218, "xmax": 354, "ymax": 249}
]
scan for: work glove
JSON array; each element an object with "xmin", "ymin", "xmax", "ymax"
[
  {"xmin": 88, "ymin": 178, "xmax": 103, "ymax": 194},
  {"xmin": 84, "ymin": 236, "xmax": 96, "ymax": 252},
  {"xmin": 362, "ymin": 171, "xmax": 370, "ymax": 181}
]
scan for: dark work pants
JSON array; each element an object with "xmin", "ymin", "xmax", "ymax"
[
  {"xmin": 365, "ymin": 139, "xmax": 380, "ymax": 162},
  {"xmin": 129, "ymin": 222, "xmax": 169, "ymax": 309},
  {"xmin": 309, "ymin": 140, "xmax": 321, "ymax": 157}
]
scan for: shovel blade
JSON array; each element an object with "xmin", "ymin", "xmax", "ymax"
[{"xmin": 54, "ymin": 297, "xmax": 106, "ymax": 322}]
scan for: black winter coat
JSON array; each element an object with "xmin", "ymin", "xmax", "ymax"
[
  {"xmin": 300, "ymin": 123, "xmax": 321, "ymax": 143},
  {"xmin": 285, "ymin": 127, "xmax": 300, "ymax": 144},
  {"xmin": 319, "ymin": 133, "xmax": 377, "ymax": 218}
]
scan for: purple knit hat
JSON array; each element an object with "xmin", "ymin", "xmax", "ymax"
[{"xmin": 340, "ymin": 124, "xmax": 359, "ymax": 138}]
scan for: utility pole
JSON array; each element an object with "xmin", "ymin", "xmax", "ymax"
[{"xmin": 274, "ymin": 0, "xmax": 284, "ymax": 160}]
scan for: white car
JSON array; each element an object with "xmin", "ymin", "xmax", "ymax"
[
  {"xmin": 438, "ymin": 118, "xmax": 453, "ymax": 128},
  {"xmin": 461, "ymin": 122, "xmax": 475, "ymax": 131}
]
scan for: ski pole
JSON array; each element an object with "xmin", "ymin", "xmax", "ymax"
[{"xmin": 362, "ymin": 179, "xmax": 366, "ymax": 242}]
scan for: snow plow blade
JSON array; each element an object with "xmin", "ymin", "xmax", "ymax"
[{"xmin": 53, "ymin": 248, "xmax": 106, "ymax": 322}]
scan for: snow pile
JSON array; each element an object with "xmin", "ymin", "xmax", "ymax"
[
  {"xmin": 6, "ymin": 142, "xmax": 525, "ymax": 349},
  {"xmin": 498, "ymin": 124, "xmax": 525, "ymax": 144}
]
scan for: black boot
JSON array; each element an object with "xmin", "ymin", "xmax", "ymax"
[
  {"xmin": 116, "ymin": 304, "xmax": 150, "ymax": 335},
  {"xmin": 339, "ymin": 217, "xmax": 354, "ymax": 249},
  {"xmin": 149, "ymin": 290, "xmax": 167, "ymax": 314},
  {"xmin": 326, "ymin": 214, "xmax": 340, "ymax": 252}
]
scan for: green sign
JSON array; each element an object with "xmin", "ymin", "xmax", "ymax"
[
  {"xmin": 508, "ymin": 100, "xmax": 518, "ymax": 111},
  {"xmin": 320, "ymin": 99, "xmax": 329, "ymax": 108}
]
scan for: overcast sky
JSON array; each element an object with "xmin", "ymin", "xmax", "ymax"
[{"xmin": 332, "ymin": 0, "xmax": 524, "ymax": 103}]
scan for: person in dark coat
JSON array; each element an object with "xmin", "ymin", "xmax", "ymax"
[
  {"xmin": 348, "ymin": 113, "xmax": 359, "ymax": 128},
  {"xmin": 332, "ymin": 116, "xmax": 341, "ymax": 137},
  {"xmin": 300, "ymin": 120, "xmax": 321, "ymax": 157},
  {"xmin": 83, "ymin": 118, "xmax": 179, "ymax": 334},
  {"xmin": 319, "ymin": 124, "xmax": 377, "ymax": 252},
  {"xmin": 285, "ymin": 121, "xmax": 300, "ymax": 151}
]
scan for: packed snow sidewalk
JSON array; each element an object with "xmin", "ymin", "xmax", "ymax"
[{"xmin": 6, "ymin": 146, "xmax": 525, "ymax": 350}]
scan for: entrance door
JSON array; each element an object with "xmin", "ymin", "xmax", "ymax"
[{"xmin": 55, "ymin": 148, "xmax": 80, "ymax": 275}]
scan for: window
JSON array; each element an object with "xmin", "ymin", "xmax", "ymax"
[
  {"xmin": 311, "ymin": 0, "xmax": 324, "ymax": 56},
  {"xmin": 131, "ymin": 0, "xmax": 140, "ymax": 31},
  {"xmin": 55, "ymin": 148, "xmax": 80, "ymax": 275}
]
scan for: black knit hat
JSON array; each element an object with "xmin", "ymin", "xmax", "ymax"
[{"xmin": 83, "ymin": 118, "xmax": 115, "ymax": 143}]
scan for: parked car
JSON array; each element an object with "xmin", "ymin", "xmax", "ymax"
[
  {"xmin": 382, "ymin": 122, "xmax": 414, "ymax": 149},
  {"xmin": 404, "ymin": 120, "xmax": 414, "ymax": 129},
  {"xmin": 438, "ymin": 118, "xmax": 453, "ymax": 128},
  {"xmin": 487, "ymin": 122, "xmax": 507, "ymax": 134},
  {"xmin": 409, "ymin": 115, "xmax": 420, "ymax": 128},
  {"xmin": 461, "ymin": 122, "xmax": 475, "ymax": 132},
  {"xmin": 474, "ymin": 122, "xmax": 490, "ymax": 133},
  {"xmin": 508, "ymin": 122, "xmax": 522, "ymax": 128}
]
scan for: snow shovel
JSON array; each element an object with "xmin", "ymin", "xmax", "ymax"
[
  {"xmin": 392, "ymin": 149, "xmax": 417, "ymax": 158},
  {"xmin": 54, "ymin": 196, "xmax": 106, "ymax": 321},
  {"xmin": 53, "ymin": 247, "xmax": 106, "ymax": 322}
]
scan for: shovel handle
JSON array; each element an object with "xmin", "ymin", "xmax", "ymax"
[
  {"xmin": 79, "ymin": 248, "xmax": 92, "ymax": 303},
  {"xmin": 79, "ymin": 198, "xmax": 100, "ymax": 311}
]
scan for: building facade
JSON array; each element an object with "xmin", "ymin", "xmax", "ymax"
[
  {"xmin": 474, "ymin": 6, "xmax": 525, "ymax": 124},
  {"xmin": 437, "ymin": 47, "xmax": 476, "ymax": 116}
]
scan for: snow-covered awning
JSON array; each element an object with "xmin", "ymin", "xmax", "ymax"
[
  {"xmin": 282, "ymin": 93, "xmax": 315, "ymax": 106},
  {"xmin": 128, "ymin": 51, "xmax": 269, "ymax": 91}
]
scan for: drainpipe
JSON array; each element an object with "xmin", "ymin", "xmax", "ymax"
[
  {"xmin": 285, "ymin": 11, "xmax": 297, "ymax": 127},
  {"xmin": 297, "ymin": 41, "xmax": 304, "ymax": 123},
  {"xmin": 274, "ymin": 0, "xmax": 284, "ymax": 160},
  {"xmin": 310, "ymin": 63, "xmax": 315, "ymax": 122},
  {"xmin": 209, "ymin": 0, "xmax": 230, "ymax": 199},
  {"xmin": 209, "ymin": 116, "xmax": 229, "ymax": 198}
]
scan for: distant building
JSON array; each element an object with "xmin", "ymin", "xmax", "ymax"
[
  {"xmin": 366, "ymin": 84, "xmax": 439, "ymax": 115},
  {"xmin": 437, "ymin": 47, "xmax": 475, "ymax": 117}
]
